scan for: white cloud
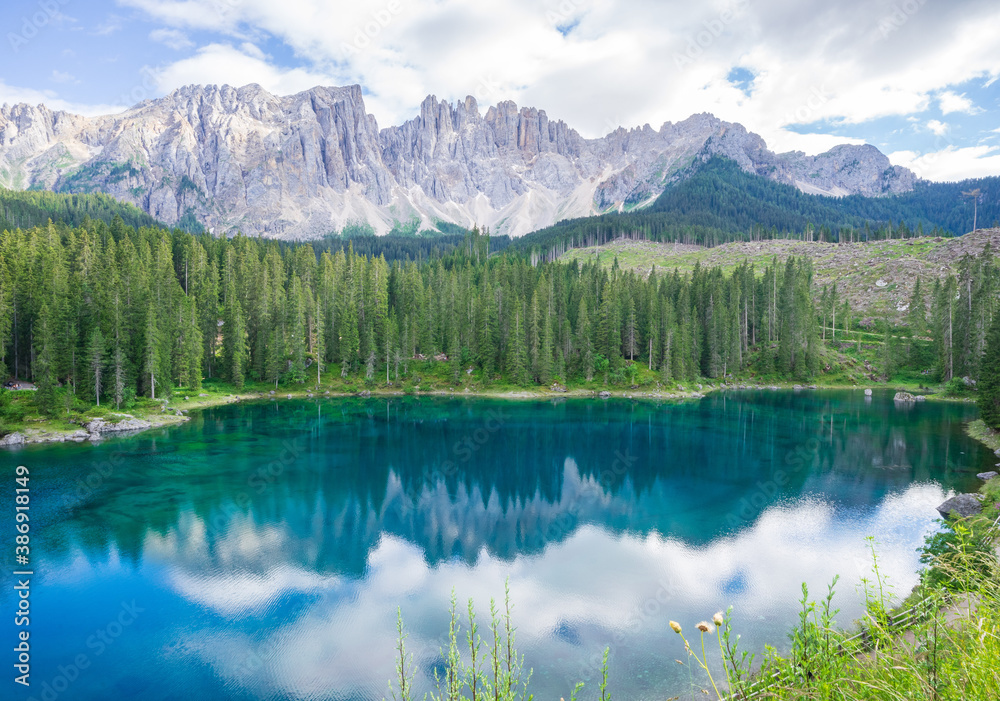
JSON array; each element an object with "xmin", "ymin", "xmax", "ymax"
[
  {"xmin": 3, "ymin": 0, "xmax": 993, "ymax": 177},
  {"xmin": 116, "ymin": 0, "xmax": 1000, "ymax": 140},
  {"xmin": 94, "ymin": 14, "xmax": 125, "ymax": 36},
  {"xmin": 50, "ymin": 70, "xmax": 77, "ymax": 84},
  {"xmin": 765, "ymin": 131, "xmax": 866, "ymax": 156},
  {"xmin": 0, "ymin": 80, "xmax": 122, "ymax": 116},
  {"xmin": 927, "ymin": 119, "xmax": 949, "ymax": 136},
  {"xmin": 149, "ymin": 27, "xmax": 195, "ymax": 50},
  {"xmin": 937, "ymin": 90, "xmax": 981, "ymax": 115},
  {"xmin": 150, "ymin": 43, "xmax": 337, "ymax": 98},
  {"xmin": 890, "ymin": 145, "xmax": 1000, "ymax": 181}
]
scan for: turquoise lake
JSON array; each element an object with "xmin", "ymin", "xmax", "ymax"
[{"xmin": 2, "ymin": 390, "xmax": 995, "ymax": 700}]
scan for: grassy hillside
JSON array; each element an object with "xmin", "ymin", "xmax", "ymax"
[{"xmin": 562, "ymin": 228, "xmax": 1000, "ymax": 319}]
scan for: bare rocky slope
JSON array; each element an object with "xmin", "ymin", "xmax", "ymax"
[{"xmin": 0, "ymin": 83, "xmax": 915, "ymax": 238}]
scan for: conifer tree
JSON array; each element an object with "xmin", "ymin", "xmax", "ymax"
[
  {"xmin": 143, "ymin": 304, "xmax": 161, "ymax": 400},
  {"xmin": 978, "ymin": 312, "xmax": 1000, "ymax": 429},
  {"xmin": 314, "ymin": 296, "xmax": 326, "ymax": 387},
  {"xmin": 87, "ymin": 327, "xmax": 105, "ymax": 406},
  {"xmin": 508, "ymin": 305, "xmax": 529, "ymax": 386},
  {"xmin": 229, "ymin": 305, "xmax": 248, "ymax": 389},
  {"xmin": 33, "ymin": 304, "xmax": 57, "ymax": 416}
]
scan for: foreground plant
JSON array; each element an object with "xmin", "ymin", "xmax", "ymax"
[{"xmin": 389, "ymin": 580, "xmax": 544, "ymax": 701}]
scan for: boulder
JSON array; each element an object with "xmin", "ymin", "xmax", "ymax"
[
  {"xmin": 976, "ymin": 471, "xmax": 998, "ymax": 481},
  {"xmin": 358, "ymin": 390, "xmax": 372, "ymax": 398},
  {"xmin": 599, "ymin": 391, "xmax": 611, "ymax": 399},
  {"xmin": 936, "ymin": 494, "xmax": 983, "ymax": 519},
  {"xmin": 864, "ymin": 389, "xmax": 873, "ymax": 396},
  {"xmin": 995, "ymin": 448, "xmax": 1000, "ymax": 458},
  {"xmin": 102, "ymin": 418, "xmax": 152, "ymax": 433},
  {"xmin": 0, "ymin": 432, "xmax": 25, "ymax": 446},
  {"xmin": 83, "ymin": 419, "xmax": 108, "ymax": 433},
  {"xmin": 915, "ymin": 395, "xmax": 926, "ymax": 402},
  {"xmin": 894, "ymin": 391, "xmax": 917, "ymax": 402},
  {"xmin": 69, "ymin": 430, "xmax": 89, "ymax": 442}
]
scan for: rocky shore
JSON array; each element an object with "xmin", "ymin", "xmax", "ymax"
[{"xmin": 0, "ymin": 414, "xmax": 176, "ymax": 447}]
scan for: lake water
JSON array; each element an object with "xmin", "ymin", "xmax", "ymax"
[{"xmin": 2, "ymin": 391, "xmax": 994, "ymax": 700}]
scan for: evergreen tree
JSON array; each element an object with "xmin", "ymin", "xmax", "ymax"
[
  {"xmin": 314, "ymin": 296, "xmax": 326, "ymax": 387},
  {"xmin": 87, "ymin": 327, "xmax": 105, "ymax": 406},
  {"xmin": 33, "ymin": 304, "xmax": 57, "ymax": 416},
  {"xmin": 576, "ymin": 298, "xmax": 594, "ymax": 381},
  {"xmin": 112, "ymin": 342, "xmax": 126, "ymax": 410},
  {"xmin": 143, "ymin": 303, "xmax": 162, "ymax": 400},
  {"xmin": 228, "ymin": 304, "xmax": 248, "ymax": 389},
  {"xmin": 979, "ymin": 311, "xmax": 1000, "ymax": 429},
  {"xmin": 508, "ymin": 305, "xmax": 529, "ymax": 386}
]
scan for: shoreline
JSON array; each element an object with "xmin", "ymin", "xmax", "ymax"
[
  {"xmin": 1, "ymin": 382, "xmax": 972, "ymax": 449},
  {"xmin": 965, "ymin": 418, "xmax": 1000, "ymax": 455}
]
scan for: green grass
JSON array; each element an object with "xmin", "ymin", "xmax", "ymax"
[
  {"xmin": 967, "ymin": 419, "xmax": 1000, "ymax": 453},
  {"xmin": 560, "ymin": 234, "xmax": 981, "ymax": 321}
]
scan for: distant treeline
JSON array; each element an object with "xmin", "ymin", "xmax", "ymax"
[
  {"xmin": 513, "ymin": 158, "xmax": 1000, "ymax": 259},
  {"xmin": 299, "ymin": 231, "xmax": 512, "ymax": 263},
  {"xmin": 0, "ymin": 187, "xmax": 166, "ymax": 232}
]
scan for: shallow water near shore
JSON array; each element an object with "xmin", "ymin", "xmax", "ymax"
[{"xmin": 2, "ymin": 390, "xmax": 993, "ymax": 700}]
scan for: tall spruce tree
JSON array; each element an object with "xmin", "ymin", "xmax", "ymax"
[{"xmin": 979, "ymin": 312, "xmax": 1000, "ymax": 429}]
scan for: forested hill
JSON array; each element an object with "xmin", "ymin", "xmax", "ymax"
[
  {"xmin": 0, "ymin": 188, "xmax": 174, "ymax": 232},
  {"xmin": 0, "ymin": 187, "xmax": 507, "ymax": 262},
  {"xmin": 515, "ymin": 158, "xmax": 1000, "ymax": 255}
]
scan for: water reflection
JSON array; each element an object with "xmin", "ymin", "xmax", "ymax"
[
  {"xmin": 2, "ymin": 391, "xmax": 993, "ymax": 700},
  {"xmin": 146, "ymin": 478, "xmax": 949, "ymax": 700}
]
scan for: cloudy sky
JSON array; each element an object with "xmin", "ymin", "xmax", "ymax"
[{"xmin": 3, "ymin": 0, "xmax": 999, "ymax": 181}]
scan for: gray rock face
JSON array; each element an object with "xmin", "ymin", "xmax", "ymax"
[
  {"xmin": 0, "ymin": 84, "xmax": 917, "ymax": 238},
  {"xmin": 894, "ymin": 391, "xmax": 917, "ymax": 402},
  {"xmin": 86, "ymin": 418, "xmax": 152, "ymax": 433},
  {"xmin": 936, "ymin": 494, "xmax": 983, "ymax": 519},
  {"xmin": 0, "ymin": 432, "xmax": 25, "ymax": 446},
  {"xmin": 976, "ymin": 471, "xmax": 998, "ymax": 481}
]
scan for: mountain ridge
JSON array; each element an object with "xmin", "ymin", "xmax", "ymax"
[{"xmin": 0, "ymin": 82, "xmax": 916, "ymax": 238}]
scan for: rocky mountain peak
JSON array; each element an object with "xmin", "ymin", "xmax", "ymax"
[{"xmin": 0, "ymin": 84, "xmax": 917, "ymax": 238}]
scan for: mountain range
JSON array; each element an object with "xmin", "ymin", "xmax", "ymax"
[{"xmin": 0, "ymin": 83, "xmax": 918, "ymax": 238}]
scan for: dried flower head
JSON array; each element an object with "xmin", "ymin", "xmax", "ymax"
[
  {"xmin": 713, "ymin": 611, "xmax": 724, "ymax": 627},
  {"xmin": 696, "ymin": 621, "xmax": 712, "ymax": 633},
  {"xmin": 669, "ymin": 620, "xmax": 682, "ymax": 634}
]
